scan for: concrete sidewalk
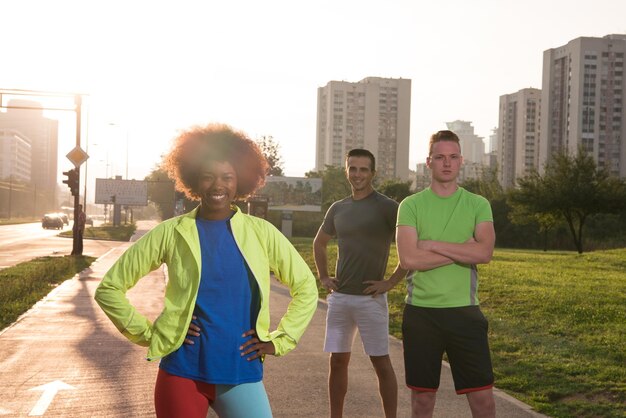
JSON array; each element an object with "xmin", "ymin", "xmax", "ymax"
[{"xmin": 0, "ymin": 222, "xmax": 546, "ymax": 417}]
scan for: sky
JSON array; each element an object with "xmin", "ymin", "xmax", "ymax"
[{"xmin": 2, "ymin": 0, "xmax": 626, "ymax": 202}]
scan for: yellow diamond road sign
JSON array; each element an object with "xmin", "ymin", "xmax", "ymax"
[{"xmin": 66, "ymin": 146, "xmax": 89, "ymax": 167}]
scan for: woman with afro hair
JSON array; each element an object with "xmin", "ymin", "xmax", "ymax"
[{"xmin": 95, "ymin": 123, "xmax": 318, "ymax": 418}]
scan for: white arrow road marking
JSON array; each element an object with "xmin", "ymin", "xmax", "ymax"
[
  {"xmin": 0, "ymin": 408, "xmax": 13, "ymax": 415},
  {"xmin": 28, "ymin": 380, "xmax": 76, "ymax": 416}
]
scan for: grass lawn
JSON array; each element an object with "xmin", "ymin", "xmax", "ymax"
[
  {"xmin": 59, "ymin": 223, "xmax": 137, "ymax": 241},
  {"xmin": 0, "ymin": 255, "xmax": 96, "ymax": 330},
  {"xmin": 290, "ymin": 238, "xmax": 626, "ymax": 418}
]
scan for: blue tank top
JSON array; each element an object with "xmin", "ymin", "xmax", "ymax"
[{"xmin": 159, "ymin": 217, "xmax": 262, "ymax": 384}]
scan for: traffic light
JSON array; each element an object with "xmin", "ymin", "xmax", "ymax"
[{"xmin": 62, "ymin": 168, "xmax": 79, "ymax": 196}]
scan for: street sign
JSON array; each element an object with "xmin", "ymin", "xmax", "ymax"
[
  {"xmin": 95, "ymin": 178, "xmax": 148, "ymax": 206},
  {"xmin": 66, "ymin": 146, "xmax": 89, "ymax": 167}
]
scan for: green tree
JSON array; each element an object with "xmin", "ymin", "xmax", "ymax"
[
  {"xmin": 460, "ymin": 166, "xmax": 504, "ymax": 201},
  {"xmin": 378, "ymin": 179, "xmax": 413, "ymax": 202},
  {"xmin": 256, "ymin": 135, "xmax": 284, "ymax": 176},
  {"xmin": 145, "ymin": 166, "xmax": 177, "ymax": 219},
  {"xmin": 507, "ymin": 206, "xmax": 562, "ymax": 252},
  {"xmin": 461, "ymin": 167, "xmax": 531, "ymax": 249},
  {"xmin": 508, "ymin": 149, "xmax": 626, "ymax": 253},
  {"xmin": 306, "ymin": 165, "xmax": 350, "ymax": 211}
]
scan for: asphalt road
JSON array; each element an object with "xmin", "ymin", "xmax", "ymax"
[{"xmin": 0, "ymin": 221, "xmax": 117, "ymax": 270}]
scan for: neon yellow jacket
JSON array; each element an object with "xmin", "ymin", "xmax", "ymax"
[{"xmin": 94, "ymin": 206, "xmax": 318, "ymax": 360}]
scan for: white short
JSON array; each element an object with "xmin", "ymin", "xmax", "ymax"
[{"xmin": 323, "ymin": 292, "xmax": 390, "ymax": 356}]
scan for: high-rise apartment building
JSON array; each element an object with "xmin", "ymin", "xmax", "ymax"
[
  {"xmin": 540, "ymin": 34, "xmax": 626, "ymax": 178},
  {"xmin": 445, "ymin": 120, "xmax": 485, "ymax": 164},
  {"xmin": 315, "ymin": 77, "xmax": 411, "ymax": 181},
  {"xmin": 0, "ymin": 129, "xmax": 32, "ymax": 182},
  {"xmin": 0, "ymin": 100, "xmax": 59, "ymax": 210},
  {"xmin": 484, "ymin": 127, "xmax": 498, "ymax": 171},
  {"xmin": 0, "ymin": 100, "xmax": 59, "ymax": 190},
  {"xmin": 497, "ymin": 88, "xmax": 541, "ymax": 188},
  {"xmin": 488, "ymin": 127, "xmax": 498, "ymax": 153},
  {"xmin": 414, "ymin": 163, "xmax": 430, "ymax": 192}
]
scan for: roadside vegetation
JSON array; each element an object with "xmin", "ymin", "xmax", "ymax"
[
  {"xmin": 0, "ymin": 217, "xmax": 38, "ymax": 226},
  {"xmin": 59, "ymin": 223, "xmax": 137, "ymax": 241},
  {"xmin": 0, "ymin": 255, "xmax": 95, "ymax": 330},
  {"xmin": 290, "ymin": 238, "xmax": 626, "ymax": 418}
]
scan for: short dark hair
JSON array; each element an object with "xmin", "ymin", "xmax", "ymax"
[
  {"xmin": 429, "ymin": 130, "xmax": 461, "ymax": 156},
  {"xmin": 163, "ymin": 123, "xmax": 269, "ymax": 200},
  {"xmin": 345, "ymin": 148, "xmax": 376, "ymax": 171}
]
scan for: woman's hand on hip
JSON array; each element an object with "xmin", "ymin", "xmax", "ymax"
[
  {"xmin": 240, "ymin": 329, "xmax": 275, "ymax": 360},
  {"xmin": 184, "ymin": 316, "xmax": 201, "ymax": 345}
]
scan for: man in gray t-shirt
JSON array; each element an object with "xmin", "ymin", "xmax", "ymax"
[
  {"xmin": 314, "ymin": 149, "xmax": 406, "ymax": 418},
  {"xmin": 320, "ymin": 191, "xmax": 398, "ymax": 295}
]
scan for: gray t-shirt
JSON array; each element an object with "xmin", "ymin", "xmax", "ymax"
[{"xmin": 321, "ymin": 190, "xmax": 399, "ymax": 295}]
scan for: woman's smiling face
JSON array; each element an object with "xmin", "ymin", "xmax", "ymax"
[{"xmin": 197, "ymin": 160, "xmax": 237, "ymax": 220}]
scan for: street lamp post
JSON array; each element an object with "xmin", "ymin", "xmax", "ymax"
[
  {"xmin": 109, "ymin": 122, "xmax": 129, "ymax": 179},
  {"xmin": 83, "ymin": 117, "xmax": 90, "ymax": 211},
  {"xmin": 83, "ymin": 142, "xmax": 89, "ymax": 211},
  {"xmin": 108, "ymin": 122, "xmax": 129, "ymax": 225}
]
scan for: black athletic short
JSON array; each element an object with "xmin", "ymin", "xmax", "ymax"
[{"xmin": 402, "ymin": 304, "xmax": 494, "ymax": 394}]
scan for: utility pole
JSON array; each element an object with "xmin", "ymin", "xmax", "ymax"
[{"xmin": 71, "ymin": 95, "xmax": 83, "ymax": 255}]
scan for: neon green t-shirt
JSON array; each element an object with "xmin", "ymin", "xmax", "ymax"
[{"xmin": 397, "ymin": 187, "xmax": 493, "ymax": 308}]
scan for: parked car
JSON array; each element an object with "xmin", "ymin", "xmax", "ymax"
[
  {"xmin": 42, "ymin": 214, "xmax": 64, "ymax": 230},
  {"xmin": 86, "ymin": 216, "xmax": 94, "ymax": 226}
]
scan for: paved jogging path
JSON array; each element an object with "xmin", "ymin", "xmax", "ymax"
[{"xmin": 0, "ymin": 221, "xmax": 545, "ymax": 417}]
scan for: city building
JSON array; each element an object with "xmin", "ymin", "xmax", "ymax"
[
  {"xmin": 539, "ymin": 34, "xmax": 626, "ymax": 178},
  {"xmin": 497, "ymin": 88, "xmax": 541, "ymax": 188},
  {"xmin": 0, "ymin": 128, "xmax": 32, "ymax": 182},
  {"xmin": 0, "ymin": 100, "xmax": 59, "ymax": 191},
  {"xmin": 315, "ymin": 77, "xmax": 411, "ymax": 181},
  {"xmin": 445, "ymin": 120, "xmax": 486, "ymax": 164},
  {"xmin": 488, "ymin": 127, "xmax": 498, "ymax": 153},
  {"xmin": 414, "ymin": 163, "xmax": 430, "ymax": 191},
  {"xmin": 458, "ymin": 161, "xmax": 486, "ymax": 183},
  {"xmin": 483, "ymin": 128, "xmax": 498, "ymax": 172}
]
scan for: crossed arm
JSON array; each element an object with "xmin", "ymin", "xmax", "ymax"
[{"xmin": 396, "ymin": 221, "xmax": 495, "ymax": 271}]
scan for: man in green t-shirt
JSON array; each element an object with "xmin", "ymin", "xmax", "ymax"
[{"xmin": 396, "ymin": 130, "xmax": 496, "ymax": 418}]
